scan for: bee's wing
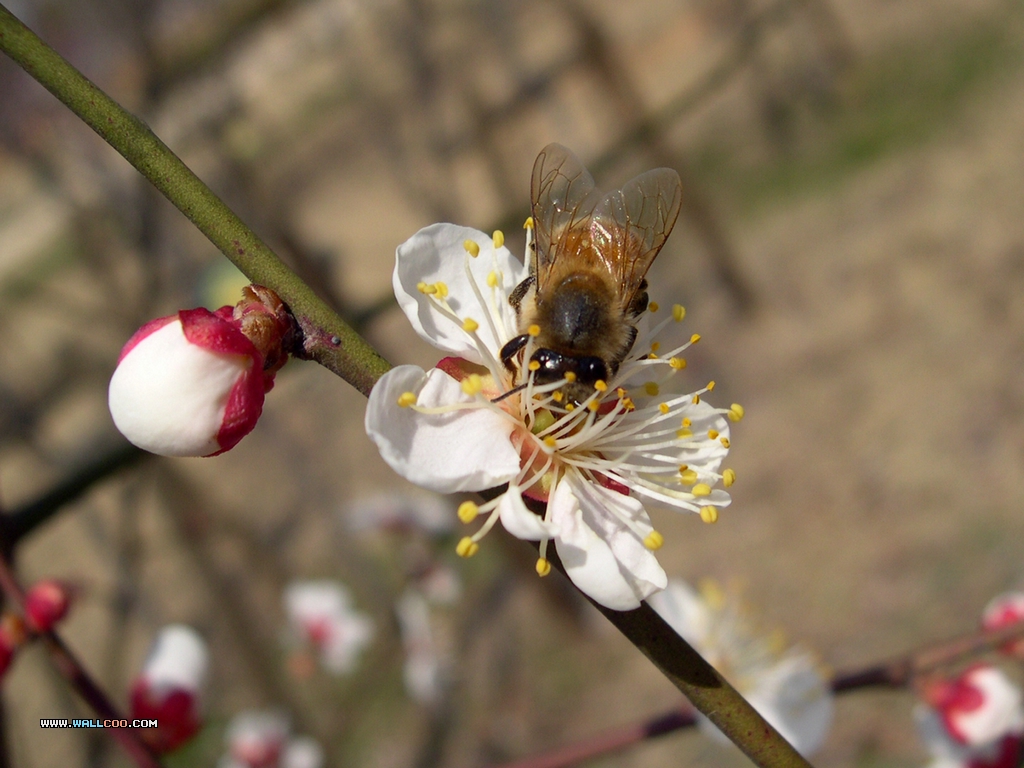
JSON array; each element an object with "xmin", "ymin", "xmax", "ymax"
[
  {"xmin": 589, "ymin": 167, "xmax": 683, "ymax": 310},
  {"xmin": 530, "ymin": 144, "xmax": 602, "ymax": 290}
]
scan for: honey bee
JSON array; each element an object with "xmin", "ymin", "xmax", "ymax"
[{"xmin": 500, "ymin": 143, "xmax": 683, "ymax": 404}]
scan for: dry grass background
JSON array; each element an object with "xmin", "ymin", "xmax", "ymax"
[{"xmin": 2, "ymin": 0, "xmax": 1024, "ymax": 766}]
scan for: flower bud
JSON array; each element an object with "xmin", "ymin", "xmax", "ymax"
[
  {"xmin": 23, "ymin": 579, "xmax": 73, "ymax": 633},
  {"xmin": 129, "ymin": 625, "xmax": 209, "ymax": 754},
  {"xmin": 224, "ymin": 711, "xmax": 290, "ymax": 768},
  {"xmin": 109, "ymin": 287, "xmax": 292, "ymax": 457},
  {"xmin": 982, "ymin": 591, "xmax": 1024, "ymax": 657}
]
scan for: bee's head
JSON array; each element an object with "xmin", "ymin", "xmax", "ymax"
[{"xmin": 530, "ymin": 349, "xmax": 609, "ymax": 403}]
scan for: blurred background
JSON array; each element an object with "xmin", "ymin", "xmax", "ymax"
[{"xmin": 1, "ymin": 0, "xmax": 1024, "ymax": 765}]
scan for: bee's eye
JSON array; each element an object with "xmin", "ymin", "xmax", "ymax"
[{"xmin": 575, "ymin": 357, "xmax": 608, "ymax": 384}]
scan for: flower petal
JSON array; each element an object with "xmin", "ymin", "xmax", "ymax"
[
  {"xmin": 498, "ymin": 487, "xmax": 560, "ymax": 540},
  {"xmin": 393, "ymin": 224, "xmax": 528, "ymax": 363},
  {"xmin": 646, "ymin": 579, "xmax": 712, "ymax": 648},
  {"xmin": 108, "ymin": 319, "xmax": 251, "ymax": 457},
  {"xmin": 551, "ymin": 478, "xmax": 667, "ymax": 610},
  {"xmin": 745, "ymin": 654, "xmax": 834, "ymax": 757},
  {"xmin": 365, "ymin": 365, "xmax": 521, "ymax": 493}
]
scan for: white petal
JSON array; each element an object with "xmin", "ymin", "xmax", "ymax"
[
  {"xmin": 646, "ymin": 579, "xmax": 712, "ymax": 648},
  {"xmin": 952, "ymin": 667, "xmax": 1024, "ymax": 745},
  {"xmin": 744, "ymin": 654, "xmax": 834, "ymax": 757},
  {"xmin": 366, "ymin": 365, "xmax": 521, "ymax": 494},
  {"xmin": 141, "ymin": 625, "xmax": 208, "ymax": 695},
  {"xmin": 282, "ymin": 737, "xmax": 324, "ymax": 768},
  {"xmin": 551, "ymin": 478, "xmax": 667, "ymax": 611},
  {"xmin": 498, "ymin": 487, "xmax": 560, "ymax": 540},
  {"xmin": 108, "ymin": 320, "xmax": 248, "ymax": 457},
  {"xmin": 393, "ymin": 224, "xmax": 527, "ymax": 362}
]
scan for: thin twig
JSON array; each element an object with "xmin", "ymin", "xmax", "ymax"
[
  {"xmin": 0, "ymin": 550, "xmax": 163, "ymax": 768},
  {"xmin": 486, "ymin": 617, "xmax": 1024, "ymax": 768}
]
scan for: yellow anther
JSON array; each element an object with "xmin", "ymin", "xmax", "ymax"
[
  {"xmin": 651, "ymin": 342, "xmax": 661, "ymax": 353},
  {"xmin": 689, "ymin": 333, "xmax": 701, "ymax": 344},
  {"xmin": 644, "ymin": 382, "xmax": 660, "ymax": 397},
  {"xmin": 720, "ymin": 437, "xmax": 730, "ymax": 448},
  {"xmin": 672, "ymin": 304, "xmax": 686, "ymax": 322},
  {"xmin": 564, "ymin": 371, "xmax": 577, "ymax": 383},
  {"xmin": 397, "ymin": 392, "xmax": 418, "ymax": 408},
  {"xmin": 535, "ymin": 558, "xmax": 552, "ymax": 577},
  {"xmin": 707, "ymin": 380, "xmax": 716, "ymax": 391},
  {"xmin": 528, "ymin": 324, "xmax": 541, "ymax": 337},
  {"xmin": 728, "ymin": 403, "xmax": 745, "ymax": 422},
  {"xmin": 462, "ymin": 318, "xmax": 479, "ymax": 333},
  {"xmin": 682, "ymin": 418, "xmax": 691, "ymax": 427},
  {"xmin": 456, "ymin": 537, "xmax": 480, "ymax": 558},
  {"xmin": 457, "ymin": 501, "xmax": 479, "ymax": 523},
  {"xmin": 648, "ymin": 352, "xmax": 659, "ymax": 360},
  {"xmin": 435, "ymin": 282, "xmax": 449, "ymax": 298},
  {"xmin": 708, "ymin": 429, "xmax": 719, "ymax": 440},
  {"xmin": 692, "ymin": 394, "xmax": 701, "ymax": 404},
  {"xmin": 699, "ymin": 506, "xmax": 719, "ymax": 524},
  {"xmin": 463, "ymin": 239, "xmax": 480, "ymax": 257},
  {"xmin": 528, "ymin": 360, "xmax": 541, "ymax": 372},
  {"xmin": 621, "ymin": 397, "xmax": 635, "ymax": 412},
  {"xmin": 594, "ymin": 380, "xmax": 608, "ymax": 392},
  {"xmin": 461, "ymin": 374, "xmax": 483, "ymax": 396},
  {"xmin": 532, "ymin": 409, "xmax": 556, "ymax": 434},
  {"xmin": 587, "ymin": 400, "xmax": 600, "ymax": 412},
  {"xmin": 524, "ymin": 216, "xmax": 534, "ymax": 229},
  {"xmin": 692, "ymin": 483, "xmax": 712, "ymax": 497},
  {"xmin": 566, "ymin": 403, "xmax": 576, "ymax": 412},
  {"xmin": 679, "ymin": 464, "xmax": 689, "ymax": 472},
  {"xmin": 649, "ymin": 301, "xmax": 660, "ymax": 312},
  {"xmin": 659, "ymin": 403, "xmax": 670, "ymax": 414},
  {"xmin": 676, "ymin": 428, "xmax": 693, "ymax": 438},
  {"xmin": 723, "ymin": 468, "xmax": 736, "ymax": 488},
  {"xmin": 418, "ymin": 282, "xmax": 437, "ymax": 295},
  {"xmin": 643, "ymin": 530, "xmax": 665, "ymax": 550},
  {"xmin": 669, "ymin": 357, "xmax": 687, "ymax": 370},
  {"xmin": 543, "ymin": 435, "xmax": 558, "ymax": 448},
  {"xmin": 487, "ymin": 271, "xmax": 499, "ymax": 288},
  {"xmin": 552, "ymin": 391, "xmax": 564, "ymax": 403},
  {"xmin": 493, "ymin": 230, "xmax": 505, "ymax": 249},
  {"xmin": 679, "ymin": 469, "xmax": 698, "ymax": 485}
]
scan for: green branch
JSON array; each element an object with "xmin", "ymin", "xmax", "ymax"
[{"xmin": 0, "ymin": 4, "xmax": 390, "ymax": 396}]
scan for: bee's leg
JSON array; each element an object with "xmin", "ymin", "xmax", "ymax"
[
  {"xmin": 508, "ymin": 275, "xmax": 535, "ymax": 311},
  {"xmin": 500, "ymin": 334, "xmax": 529, "ymax": 373}
]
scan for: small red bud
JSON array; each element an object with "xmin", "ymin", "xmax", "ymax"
[{"xmin": 24, "ymin": 580, "xmax": 72, "ymax": 633}]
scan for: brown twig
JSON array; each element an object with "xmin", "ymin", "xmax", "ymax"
[
  {"xmin": 486, "ymin": 616, "xmax": 1024, "ymax": 768},
  {"xmin": 0, "ymin": 549, "xmax": 163, "ymax": 768}
]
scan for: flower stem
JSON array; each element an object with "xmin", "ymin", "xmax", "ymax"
[
  {"xmin": 0, "ymin": 3, "xmax": 391, "ymax": 396},
  {"xmin": 0, "ymin": 550, "xmax": 163, "ymax": 768},
  {"xmin": 541, "ymin": 547, "xmax": 813, "ymax": 768}
]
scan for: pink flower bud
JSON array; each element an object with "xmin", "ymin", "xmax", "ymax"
[
  {"xmin": 225, "ymin": 711, "xmax": 290, "ymax": 768},
  {"xmin": 130, "ymin": 625, "xmax": 208, "ymax": 754},
  {"xmin": 982, "ymin": 592, "xmax": 1024, "ymax": 656},
  {"xmin": 108, "ymin": 306, "xmax": 276, "ymax": 457},
  {"xmin": 922, "ymin": 665, "xmax": 1024, "ymax": 747},
  {"xmin": 23, "ymin": 579, "xmax": 73, "ymax": 633}
]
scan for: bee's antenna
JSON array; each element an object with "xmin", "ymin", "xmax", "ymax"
[{"xmin": 492, "ymin": 383, "xmax": 528, "ymax": 403}]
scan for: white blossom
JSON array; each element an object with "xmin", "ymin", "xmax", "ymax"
[
  {"xmin": 366, "ymin": 224, "xmax": 740, "ymax": 610},
  {"xmin": 648, "ymin": 579, "xmax": 833, "ymax": 757},
  {"xmin": 284, "ymin": 581, "xmax": 374, "ymax": 675}
]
